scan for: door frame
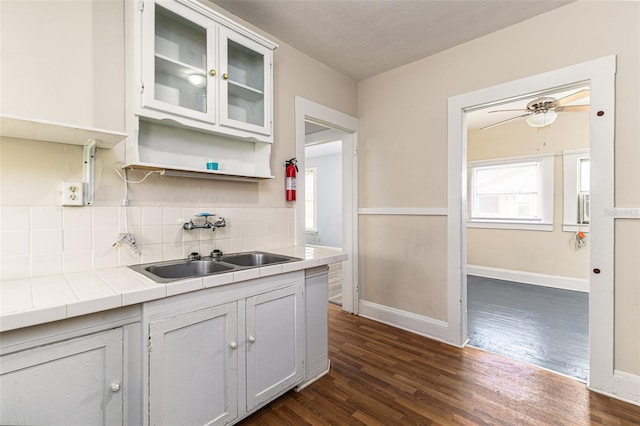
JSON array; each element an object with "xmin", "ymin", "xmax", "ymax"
[
  {"xmin": 295, "ymin": 97, "xmax": 359, "ymax": 314},
  {"xmin": 447, "ymin": 56, "xmax": 616, "ymax": 394}
]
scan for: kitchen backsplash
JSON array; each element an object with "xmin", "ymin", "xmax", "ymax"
[{"xmin": 0, "ymin": 206, "xmax": 294, "ymax": 281}]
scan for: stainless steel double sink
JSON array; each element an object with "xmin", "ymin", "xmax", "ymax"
[{"xmin": 129, "ymin": 251, "xmax": 301, "ymax": 283}]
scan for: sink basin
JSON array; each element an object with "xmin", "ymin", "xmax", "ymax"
[
  {"xmin": 146, "ymin": 260, "xmax": 234, "ymax": 279},
  {"xmin": 129, "ymin": 251, "xmax": 301, "ymax": 283},
  {"xmin": 129, "ymin": 259, "xmax": 234, "ymax": 283},
  {"xmin": 221, "ymin": 251, "xmax": 299, "ymax": 267}
]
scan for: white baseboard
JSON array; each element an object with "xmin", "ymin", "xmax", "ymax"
[
  {"xmin": 612, "ymin": 370, "xmax": 640, "ymax": 406},
  {"xmin": 358, "ymin": 299, "xmax": 452, "ymax": 345},
  {"xmin": 589, "ymin": 370, "xmax": 640, "ymax": 407},
  {"xmin": 467, "ymin": 265, "xmax": 589, "ymax": 293}
]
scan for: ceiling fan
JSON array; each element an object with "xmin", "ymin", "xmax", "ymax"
[{"xmin": 481, "ymin": 89, "xmax": 590, "ymax": 130}]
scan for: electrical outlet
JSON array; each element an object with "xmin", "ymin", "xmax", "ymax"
[{"xmin": 62, "ymin": 181, "xmax": 84, "ymax": 206}]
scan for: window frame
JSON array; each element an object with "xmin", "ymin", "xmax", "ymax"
[
  {"xmin": 304, "ymin": 167, "xmax": 318, "ymax": 232},
  {"xmin": 562, "ymin": 149, "xmax": 590, "ymax": 232},
  {"xmin": 467, "ymin": 154, "xmax": 554, "ymax": 231}
]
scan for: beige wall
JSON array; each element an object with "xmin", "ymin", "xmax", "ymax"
[
  {"xmin": 360, "ymin": 215, "xmax": 448, "ymax": 321},
  {"xmin": 357, "ymin": 1, "xmax": 640, "ymax": 374},
  {"xmin": 467, "ymin": 113, "xmax": 590, "ymax": 279}
]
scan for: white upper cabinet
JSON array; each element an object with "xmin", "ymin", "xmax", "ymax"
[
  {"xmin": 219, "ymin": 28, "xmax": 272, "ymax": 136},
  {"xmin": 141, "ymin": 1, "xmax": 216, "ymax": 124},
  {"xmin": 135, "ymin": 0, "xmax": 275, "ymax": 142}
]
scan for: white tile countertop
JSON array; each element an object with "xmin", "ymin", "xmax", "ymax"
[{"xmin": 0, "ymin": 246, "xmax": 347, "ymax": 333}]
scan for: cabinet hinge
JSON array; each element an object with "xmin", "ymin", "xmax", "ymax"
[
  {"xmin": 140, "ymin": 82, "xmax": 145, "ymax": 94},
  {"xmin": 139, "ymin": 1, "xmax": 144, "ymax": 12},
  {"xmin": 148, "ymin": 337, "xmax": 152, "ymax": 352}
]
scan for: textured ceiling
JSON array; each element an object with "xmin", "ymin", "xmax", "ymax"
[{"xmin": 210, "ymin": 0, "xmax": 572, "ymax": 82}]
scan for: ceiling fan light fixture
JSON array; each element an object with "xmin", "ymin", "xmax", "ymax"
[{"xmin": 526, "ymin": 110, "xmax": 558, "ymax": 128}]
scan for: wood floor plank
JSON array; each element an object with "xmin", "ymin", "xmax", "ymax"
[
  {"xmin": 467, "ymin": 275, "xmax": 589, "ymax": 381},
  {"xmin": 238, "ymin": 304, "xmax": 640, "ymax": 425}
]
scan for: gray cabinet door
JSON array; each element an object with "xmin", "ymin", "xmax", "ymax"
[
  {"xmin": 148, "ymin": 301, "xmax": 238, "ymax": 426},
  {"xmin": 0, "ymin": 328, "xmax": 123, "ymax": 426},
  {"xmin": 245, "ymin": 284, "xmax": 304, "ymax": 411}
]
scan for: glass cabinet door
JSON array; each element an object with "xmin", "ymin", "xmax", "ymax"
[
  {"xmin": 142, "ymin": 1, "xmax": 216, "ymax": 122},
  {"xmin": 219, "ymin": 28, "xmax": 272, "ymax": 136}
]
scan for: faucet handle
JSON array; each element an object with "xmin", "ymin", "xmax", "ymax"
[{"xmin": 196, "ymin": 212, "xmax": 215, "ymax": 218}]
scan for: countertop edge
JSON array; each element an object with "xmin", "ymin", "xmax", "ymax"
[{"xmin": 0, "ymin": 246, "xmax": 347, "ymax": 333}]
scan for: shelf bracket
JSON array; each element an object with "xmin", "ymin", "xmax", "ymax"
[{"xmin": 83, "ymin": 139, "xmax": 98, "ymax": 206}]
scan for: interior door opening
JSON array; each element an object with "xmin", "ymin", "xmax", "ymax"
[
  {"xmin": 304, "ymin": 121, "xmax": 346, "ymax": 306},
  {"xmin": 463, "ymin": 83, "xmax": 591, "ymax": 382}
]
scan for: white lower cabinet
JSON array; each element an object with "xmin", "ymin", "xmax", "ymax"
[
  {"xmin": 1, "ymin": 329, "xmax": 123, "ymax": 425},
  {"xmin": 144, "ymin": 271, "xmax": 305, "ymax": 425},
  {"xmin": 148, "ymin": 302, "xmax": 238, "ymax": 426},
  {"xmin": 245, "ymin": 285, "xmax": 304, "ymax": 410},
  {"xmin": 0, "ymin": 308, "xmax": 141, "ymax": 426}
]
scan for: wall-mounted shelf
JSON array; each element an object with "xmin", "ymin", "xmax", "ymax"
[
  {"xmin": 125, "ymin": 162, "xmax": 274, "ymax": 182},
  {"xmin": 0, "ymin": 114, "xmax": 127, "ymax": 148}
]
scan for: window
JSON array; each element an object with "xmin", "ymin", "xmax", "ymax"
[
  {"xmin": 563, "ymin": 150, "xmax": 590, "ymax": 231},
  {"xmin": 468, "ymin": 154, "xmax": 554, "ymax": 230},
  {"xmin": 305, "ymin": 167, "xmax": 317, "ymax": 231}
]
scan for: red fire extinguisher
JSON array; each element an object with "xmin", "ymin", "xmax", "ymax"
[{"xmin": 285, "ymin": 158, "xmax": 298, "ymax": 201}]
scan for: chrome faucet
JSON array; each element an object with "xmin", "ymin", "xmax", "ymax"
[{"xmin": 183, "ymin": 213, "xmax": 226, "ymax": 231}]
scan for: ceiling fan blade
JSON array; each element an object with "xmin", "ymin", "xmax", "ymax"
[
  {"xmin": 555, "ymin": 105, "xmax": 590, "ymax": 112},
  {"xmin": 481, "ymin": 113, "xmax": 530, "ymax": 130},
  {"xmin": 555, "ymin": 89, "xmax": 590, "ymax": 106}
]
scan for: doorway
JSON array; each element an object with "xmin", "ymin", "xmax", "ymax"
[
  {"xmin": 463, "ymin": 85, "xmax": 591, "ymax": 380},
  {"xmin": 304, "ymin": 122, "xmax": 347, "ymax": 305},
  {"xmin": 446, "ymin": 56, "xmax": 616, "ymax": 395},
  {"xmin": 294, "ymin": 97, "xmax": 359, "ymax": 314}
]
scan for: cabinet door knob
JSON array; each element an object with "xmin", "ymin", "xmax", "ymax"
[
  {"xmin": 209, "ymin": 69, "xmax": 216, "ymax": 77},
  {"xmin": 248, "ymin": 335, "xmax": 256, "ymax": 343},
  {"xmin": 110, "ymin": 382, "xmax": 121, "ymax": 392},
  {"xmin": 229, "ymin": 341, "xmax": 238, "ymax": 349},
  {"xmin": 223, "ymin": 73, "xmax": 229, "ymax": 80}
]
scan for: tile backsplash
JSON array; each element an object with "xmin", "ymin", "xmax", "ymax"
[{"xmin": 0, "ymin": 206, "xmax": 294, "ymax": 281}]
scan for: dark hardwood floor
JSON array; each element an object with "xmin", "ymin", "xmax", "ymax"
[
  {"xmin": 467, "ymin": 275, "xmax": 589, "ymax": 381},
  {"xmin": 239, "ymin": 304, "xmax": 640, "ymax": 425}
]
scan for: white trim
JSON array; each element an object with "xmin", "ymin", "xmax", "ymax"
[
  {"xmin": 295, "ymin": 97, "xmax": 359, "ymax": 315},
  {"xmin": 562, "ymin": 224, "xmax": 590, "ymax": 233},
  {"xmin": 563, "ymin": 149, "xmax": 590, "ymax": 229},
  {"xmin": 358, "ymin": 300, "xmax": 455, "ymax": 346},
  {"xmin": 467, "ymin": 221, "xmax": 553, "ymax": 231},
  {"xmin": 589, "ymin": 370, "xmax": 640, "ymax": 407},
  {"xmin": 467, "ymin": 152, "xmax": 555, "ymax": 165},
  {"xmin": 611, "ymin": 370, "xmax": 640, "ymax": 406},
  {"xmin": 358, "ymin": 207, "xmax": 447, "ymax": 216},
  {"xmin": 606, "ymin": 208, "xmax": 640, "ymax": 218},
  {"xmin": 448, "ymin": 56, "xmax": 617, "ymax": 397},
  {"xmin": 467, "ymin": 265, "xmax": 589, "ymax": 293}
]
